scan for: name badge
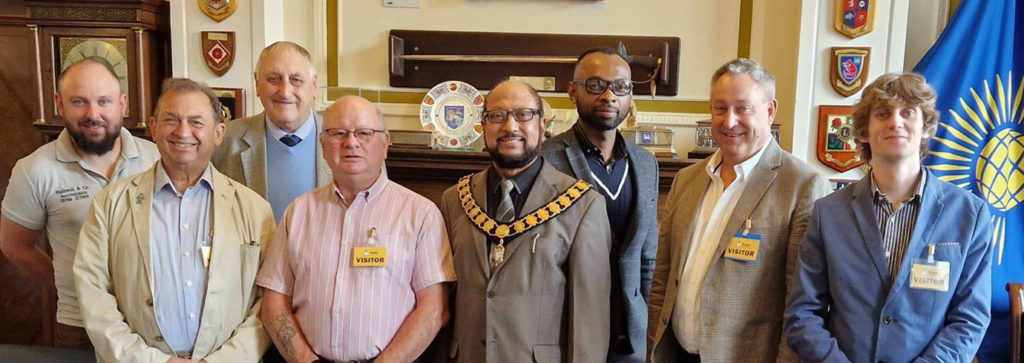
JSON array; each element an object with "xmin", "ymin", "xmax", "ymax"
[
  {"xmin": 724, "ymin": 233, "xmax": 761, "ymax": 262},
  {"xmin": 910, "ymin": 259, "xmax": 950, "ymax": 292},
  {"xmin": 201, "ymin": 245, "xmax": 212, "ymax": 268},
  {"xmin": 353, "ymin": 246, "xmax": 387, "ymax": 267}
]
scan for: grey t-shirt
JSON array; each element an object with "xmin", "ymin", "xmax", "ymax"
[{"xmin": 1, "ymin": 127, "xmax": 158, "ymax": 327}]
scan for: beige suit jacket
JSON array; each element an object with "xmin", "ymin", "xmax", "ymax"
[
  {"xmin": 647, "ymin": 141, "xmax": 830, "ymax": 363},
  {"xmin": 211, "ymin": 112, "xmax": 331, "ymax": 197},
  {"xmin": 74, "ymin": 164, "xmax": 276, "ymax": 363},
  {"xmin": 439, "ymin": 162, "xmax": 612, "ymax": 363}
]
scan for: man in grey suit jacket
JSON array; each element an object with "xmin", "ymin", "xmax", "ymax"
[
  {"xmin": 647, "ymin": 58, "xmax": 830, "ymax": 362},
  {"xmin": 211, "ymin": 41, "xmax": 330, "ymax": 221},
  {"xmin": 541, "ymin": 47, "xmax": 658, "ymax": 363},
  {"xmin": 440, "ymin": 80, "xmax": 612, "ymax": 362}
]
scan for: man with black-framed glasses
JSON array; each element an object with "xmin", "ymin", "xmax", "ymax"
[
  {"xmin": 541, "ymin": 47, "xmax": 659, "ymax": 363},
  {"xmin": 257, "ymin": 96, "xmax": 455, "ymax": 363},
  {"xmin": 440, "ymin": 80, "xmax": 612, "ymax": 362}
]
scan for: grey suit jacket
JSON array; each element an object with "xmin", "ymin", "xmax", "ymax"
[
  {"xmin": 540, "ymin": 127, "xmax": 659, "ymax": 357},
  {"xmin": 211, "ymin": 112, "xmax": 331, "ymax": 198},
  {"xmin": 439, "ymin": 161, "xmax": 612, "ymax": 363},
  {"xmin": 647, "ymin": 140, "xmax": 830, "ymax": 363}
]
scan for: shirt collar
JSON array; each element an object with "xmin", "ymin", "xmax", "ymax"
[
  {"xmin": 705, "ymin": 139, "xmax": 771, "ymax": 181},
  {"xmin": 153, "ymin": 162, "xmax": 213, "ymax": 196},
  {"xmin": 332, "ymin": 171, "xmax": 389, "ymax": 205},
  {"xmin": 870, "ymin": 167, "xmax": 927, "ymax": 203},
  {"xmin": 487, "ymin": 158, "xmax": 544, "ymax": 196},
  {"xmin": 571, "ymin": 122, "xmax": 627, "ymax": 162},
  {"xmin": 55, "ymin": 127, "xmax": 140, "ymax": 163},
  {"xmin": 265, "ymin": 112, "xmax": 316, "ymax": 141}
]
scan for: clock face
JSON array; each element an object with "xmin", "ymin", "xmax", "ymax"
[{"xmin": 57, "ymin": 37, "xmax": 130, "ymax": 115}]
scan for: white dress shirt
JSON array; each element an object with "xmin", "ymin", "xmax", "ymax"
[{"xmin": 671, "ymin": 141, "xmax": 770, "ymax": 353}]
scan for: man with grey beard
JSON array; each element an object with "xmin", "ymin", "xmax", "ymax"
[{"xmin": 0, "ymin": 58, "xmax": 158, "ymax": 350}]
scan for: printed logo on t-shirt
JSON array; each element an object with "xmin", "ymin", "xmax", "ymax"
[{"xmin": 54, "ymin": 185, "xmax": 91, "ymax": 203}]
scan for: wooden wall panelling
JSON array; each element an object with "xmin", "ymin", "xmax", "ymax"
[{"xmin": 0, "ymin": 11, "xmax": 49, "ymax": 345}]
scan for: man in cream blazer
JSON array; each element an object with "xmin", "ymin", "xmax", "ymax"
[{"xmin": 75, "ymin": 78, "xmax": 275, "ymax": 362}]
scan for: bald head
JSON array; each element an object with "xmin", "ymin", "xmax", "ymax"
[
  {"xmin": 573, "ymin": 48, "xmax": 631, "ymax": 80},
  {"xmin": 484, "ymin": 80, "xmax": 543, "ymax": 117},
  {"xmin": 58, "ymin": 59, "xmax": 122, "ymax": 96},
  {"xmin": 323, "ymin": 96, "xmax": 385, "ymax": 131}
]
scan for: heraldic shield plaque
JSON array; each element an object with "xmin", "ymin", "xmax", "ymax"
[
  {"xmin": 199, "ymin": 0, "xmax": 238, "ymax": 22},
  {"xmin": 202, "ymin": 31, "xmax": 235, "ymax": 77},
  {"xmin": 830, "ymin": 47, "xmax": 870, "ymax": 97},
  {"xmin": 835, "ymin": 0, "xmax": 876, "ymax": 39},
  {"xmin": 817, "ymin": 105, "xmax": 864, "ymax": 172}
]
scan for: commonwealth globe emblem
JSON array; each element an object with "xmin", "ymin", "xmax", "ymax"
[{"xmin": 976, "ymin": 129, "xmax": 1024, "ymax": 212}]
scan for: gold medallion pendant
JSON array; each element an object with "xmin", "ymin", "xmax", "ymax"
[{"xmin": 458, "ymin": 176, "xmax": 592, "ymax": 268}]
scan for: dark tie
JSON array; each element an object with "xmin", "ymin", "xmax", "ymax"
[
  {"xmin": 496, "ymin": 179, "xmax": 516, "ymax": 223},
  {"xmin": 280, "ymin": 134, "xmax": 301, "ymax": 147}
]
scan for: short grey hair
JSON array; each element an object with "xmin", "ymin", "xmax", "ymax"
[
  {"xmin": 155, "ymin": 78, "xmax": 223, "ymax": 123},
  {"xmin": 711, "ymin": 58, "xmax": 776, "ymax": 101},
  {"xmin": 255, "ymin": 41, "xmax": 316, "ymax": 78}
]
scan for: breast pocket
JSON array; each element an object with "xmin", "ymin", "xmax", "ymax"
[
  {"xmin": 356, "ymin": 231, "xmax": 415, "ymax": 281},
  {"xmin": 239, "ymin": 244, "xmax": 262, "ymax": 305}
]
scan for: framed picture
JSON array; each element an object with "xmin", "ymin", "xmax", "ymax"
[{"xmin": 212, "ymin": 87, "xmax": 244, "ymax": 121}]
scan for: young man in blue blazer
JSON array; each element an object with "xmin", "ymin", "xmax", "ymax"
[{"xmin": 784, "ymin": 73, "xmax": 993, "ymax": 362}]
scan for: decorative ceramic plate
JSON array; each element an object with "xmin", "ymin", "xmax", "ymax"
[{"xmin": 420, "ymin": 80, "xmax": 484, "ymax": 149}]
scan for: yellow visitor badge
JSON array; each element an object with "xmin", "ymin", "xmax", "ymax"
[
  {"xmin": 910, "ymin": 244, "xmax": 950, "ymax": 292},
  {"xmin": 353, "ymin": 246, "xmax": 387, "ymax": 267},
  {"xmin": 725, "ymin": 234, "xmax": 761, "ymax": 261}
]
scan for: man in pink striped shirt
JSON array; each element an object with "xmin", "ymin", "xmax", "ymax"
[{"xmin": 257, "ymin": 96, "xmax": 456, "ymax": 363}]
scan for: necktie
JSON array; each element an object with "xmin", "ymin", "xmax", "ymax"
[
  {"xmin": 280, "ymin": 134, "xmax": 301, "ymax": 147},
  {"xmin": 496, "ymin": 179, "xmax": 516, "ymax": 223}
]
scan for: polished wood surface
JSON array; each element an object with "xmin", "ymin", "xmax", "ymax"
[{"xmin": 1009, "ymin": 282, "xmax": 1023, "ymax": 363}]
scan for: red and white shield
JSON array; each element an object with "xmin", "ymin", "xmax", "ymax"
[{"xmin": 202, "ymin": 31, "xmax": 235, "ymax": 77}]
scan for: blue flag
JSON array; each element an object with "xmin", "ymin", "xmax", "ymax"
[{"xmin": 914, "ymin": 0, "xmax": 1024, "ymax": 361}]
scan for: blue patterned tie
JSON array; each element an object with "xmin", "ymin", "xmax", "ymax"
[{"xmin": 279, "ymin": 134, "xmax": 301, "ymax": 147}]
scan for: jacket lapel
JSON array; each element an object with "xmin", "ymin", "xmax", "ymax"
[
  {"xmin": 128, "ymin": 165, "xmax": 157, "ymax": 297},
  {"xmin": 671, "ymin": 159, "xmax": 712, "ymax": 277},
  {"xmin": 711, "ymin": 143, "xmax": 781, "ymax": 263},
  {"xmin": 622, "ymin": 141, "xmax": 651, "ymax": 252},
  {"xmin": 887, "ymin": 171, "xmax": 944, "ymax": 299},
  {"xmin": 560, "ymin": 131, "xmax": 597, "ymax": 186},
  {"xmin": 313, "ymin": 112, "xmax": 331, "ymax": 187},
  {"xmin": 194, "ymin": 169, "xmax": 237, "ymax": 356},
  {"xmin": 850, "ymin": 177, "xmax": 891, "ymax": 284},
  {"xmin": 468, "ymin": 171, "xmax": 492, "ymax": 278},
  {"xmin": 495, "ymin": 162, "xmax": 560, "ymax": 274},
  {"xmin": 240, "ymin": 114, "xmax": 268, "ymax": 196}
]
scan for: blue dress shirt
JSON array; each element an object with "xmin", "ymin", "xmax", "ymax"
[{"xmin": 150, "ymin": 163, "xmax": 214, "ymax": 354}]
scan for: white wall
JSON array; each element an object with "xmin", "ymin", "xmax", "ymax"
[
  {"xmin": 170, "ymin": 0, "xmax": 321, "ymax": 117},
  {"xmin": 791, "ymin": 0, "xmax": 911, "ymax": 180}
]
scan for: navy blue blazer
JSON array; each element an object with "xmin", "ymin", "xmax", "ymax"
[
  {"xmin": 541, "ymin": 127, "xmax": 659, "ymax": 359},
  {"xmin": 784, "ymin": 170, "xmax": 993, "ymax": 363}
]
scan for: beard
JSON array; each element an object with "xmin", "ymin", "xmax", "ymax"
[
  {"xmin": 577, "ymin": 104, "xmax": 629, "ymax": 131},
  {"xmin": 486, "ymin": 133, "xmax": 541, "ymax": 170},
  {"xmin": 68, "ymin": 125, "xmax": 119, "ymax": 155}
]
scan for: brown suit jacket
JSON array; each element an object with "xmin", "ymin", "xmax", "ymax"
[
  {"xmin": 646, "ymin": 141, "xmax": 830, "ymax": 363},
  {"xmin": 439, "ymin": 161, "xmax": 612, "ymax": 363}
]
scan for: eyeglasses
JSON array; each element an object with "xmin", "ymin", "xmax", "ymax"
[
  {"xmin": 481, "ymin": 108, "xmax": 541, "ymax": 124},
  {"xmin": 571, "ymin": 78, "xmax": 634, "ymax": 96},
  {"xmin": 322, "ymin": 128, "xmax": 386, "ymax": 143}
]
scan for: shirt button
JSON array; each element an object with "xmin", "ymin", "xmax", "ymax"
[
  {"xmin": 883, "ymin": 316, "xmax": 894, "ymax": 325},
  {"xmin": 189, "ymin": 313, "xmax": 196, "ymax": 319},
  {"xmin": 183, "ymin": 224, "xmax": 190, "ymax": 230},
  {"xmin": 487, "ymin": 291, "xmax": 495, "ymax": 298},
  {"xmin": 186, "ymin": 281, "xmax": 193, "ymax": 287},
  {"xmin": 184, "ymin": 251, "xmax": 191, "ymax": 257}
]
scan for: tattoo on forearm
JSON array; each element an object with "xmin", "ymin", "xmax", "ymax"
[{"xmin": 276, "ymin": 313, "xmax": 299, "ymax": 360}]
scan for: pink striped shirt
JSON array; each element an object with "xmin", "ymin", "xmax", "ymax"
[{"xmin": 256, "ymin": 174, "xmax": 456, "ymax": 361}]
